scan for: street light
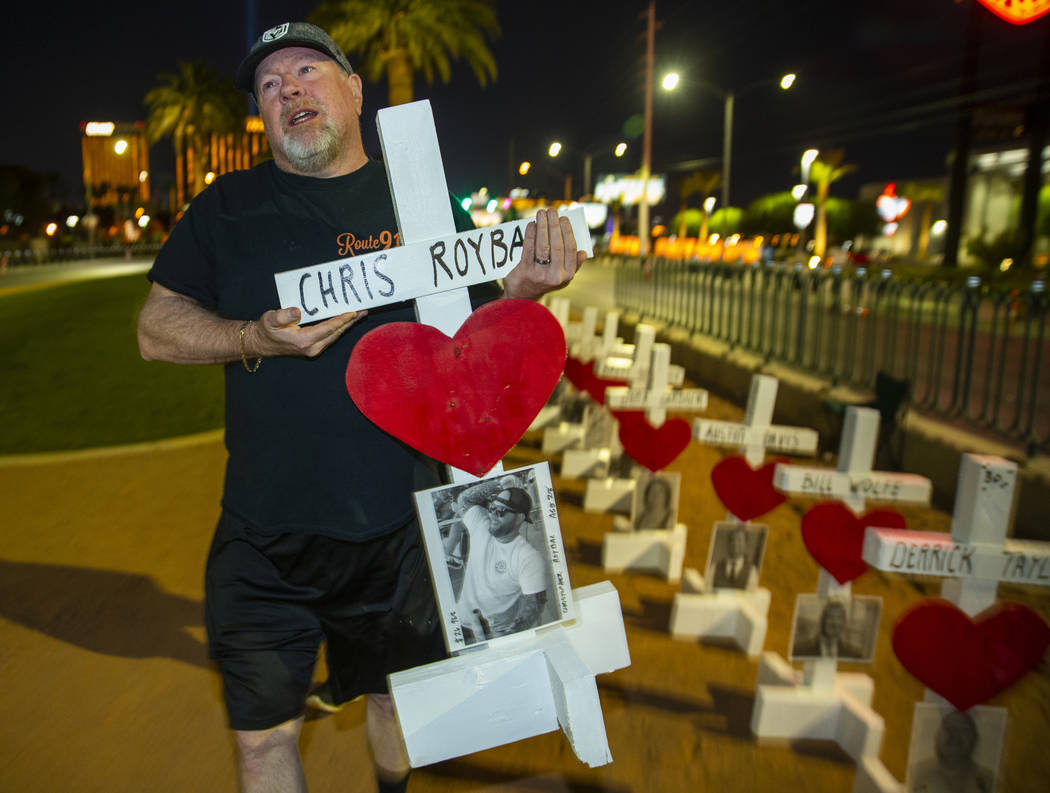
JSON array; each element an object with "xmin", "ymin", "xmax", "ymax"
[
  {"xmin": 801, "ymin": 149, "xmax": 819, "ymax": 184},
  {"xmin": 582, "ymin": 140, "xmax": 628, "ymax": 198},
  {"xmin": 662, "ymin": 70, "xmax": 797, "ymax": 235}
]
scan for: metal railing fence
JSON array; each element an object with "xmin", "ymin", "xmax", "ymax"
[
  {"xmin": 1, "ymin": 241, "xmax": 163, "ymax": 266},
  {"xmin": 609, "ymin": 254, "xmax": 1049, "ymax": 456}
]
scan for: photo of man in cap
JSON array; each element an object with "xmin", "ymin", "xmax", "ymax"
[{"xmin": 442, "ymin": 474, "xmax": 549, "ymax": 644}]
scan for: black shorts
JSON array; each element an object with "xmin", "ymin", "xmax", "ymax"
[{"xmin": 204, "ymin": 509, "xmax": 446, "ymax": 731}]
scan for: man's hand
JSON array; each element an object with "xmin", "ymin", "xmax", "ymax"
[
  {"xmin": 502, "ymin": 208, "xmax": 587, "ymax": 301},
  {"xmin": 248, "ymin": 307, "xmax": 368, "ymax": 359}
]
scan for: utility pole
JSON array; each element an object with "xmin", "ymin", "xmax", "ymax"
[
  {"xmin": 943, "ymin": 0, "xmax": 982, "ymax": 268},
  {"xmin": 638, "ymin": 0, "xmax": 655, "ymax": 257}
]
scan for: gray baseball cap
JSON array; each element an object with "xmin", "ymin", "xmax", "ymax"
[{"xmin": 235, "ymin": 22, "xmax": 354, "ymax": 93}]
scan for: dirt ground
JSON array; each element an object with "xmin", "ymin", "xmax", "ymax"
[{"xmin": 1, "ymin": 387, "xmax": 1047, "ymax": 792}]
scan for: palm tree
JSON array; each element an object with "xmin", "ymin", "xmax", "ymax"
[
  {"xmin": 900, "ymin": 180, "xmax": 946, "ymax": 260},
  {"xmin": 145, "ymin": 61, "xmax": 244, "ymax": 207},
  {"xmin": 677, "ymin": 171, "xmax": 721, "ymax": 239},
  {"xmin": 809, "ymin": 150, "xmax": 857, "ymax": 258},
  {"xmin": 310, "ymin": 0, "xmax": 500, "ymax": 107}
]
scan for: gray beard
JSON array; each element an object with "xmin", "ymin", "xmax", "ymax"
[{"xmin": 280, "ymin": 120, "xmax": 340, "ymax": 174}]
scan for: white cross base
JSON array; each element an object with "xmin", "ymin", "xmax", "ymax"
[
  {"xmin": 669, "ymin": 568, "xmax": 771, "ymax": 655},
  {"xmin": 853, "ymin": 453, "xmax": 1036, "ymax": 793},
  {"xmin": 373, "ymin": 100, "xmax": 626, "ymax": 767},
  {"xmin": 671, "ymin": 375, "xmax": 798, "ymax": 652},
  {"xmin": 527, "ymin": 404, "xmax": 563, "ymax": 432},
  {"xmin": 600, "ymin": 523, "xmax": 687, "ymax": 583},
  {"xmin": 562, "ymin": 447, "xmax": 613, "ymax": 479},
  {"xmin": 542, "ymin": 421, "xmax": 586, "ymax": 454},
  {"xmin": 390, "ymin": 581, "xmax": 630, "ymax": 768},
  {"xmin": 751, "ymin": 650, "xmax": 885, "ymax": 762},
  {"xmin": 583, "ymin": 476, "xmax": 636, "ymax": 513}
]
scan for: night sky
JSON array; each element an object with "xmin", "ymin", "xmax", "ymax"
[{"xmin": 6, "ymin": 0, "xmax": 1048, "ymax": 216}]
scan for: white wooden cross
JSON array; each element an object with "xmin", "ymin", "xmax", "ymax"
[
  {"xmin": 291, "ymin": 101, "xmax": 629, "ymax": 769},
  {"xmin": 566, "ymin": 342, "xmax": 701, "ymax": 481},
  {"xmin": 670, "ymin": 374, "xmax": 817, "ymax": 655},
  {"xmin": 852, "ymin": 454, "xmax": 1043, "ymax": 793},
  {"xmin": 581, "ymin": 340, "xmax": 673, "ymax": 512},
  {"xmin": 595, "ymin": 323, "xmax": 685, "ymax": 390},
  {"xmin": 751, "ymin": 406, "xmax": 932, "ymax": 764},
  {"xmin": 571, "ymin": 309, "xmax": 621, "ymax": 363},
  {"xmin": 604, "ymin": 342, "xmax": 709, "ymax": 427}
]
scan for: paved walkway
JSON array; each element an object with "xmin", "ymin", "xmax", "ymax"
[{"xmin": 0, "ymin": 262, "xmax": 1046, "ymax": 792}]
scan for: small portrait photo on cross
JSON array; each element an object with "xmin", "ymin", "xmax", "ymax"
[
  {"xmin": 788, "ymin": 593, "xmax": 882, "ymax": 662},
  {"xmin": 905, "ymin": 702, "xmax": 1006, "ymax": 793},
  {"xmin": 630, "ymin": 470, "xmax": 682, "ymax": 531},
  {"xmin": 414, "ymin": 462, "xmax": 575, "ymax": 652},
  {"xmin": 704, "ymin": 521, "xmax": 768, "ymax": 592}
]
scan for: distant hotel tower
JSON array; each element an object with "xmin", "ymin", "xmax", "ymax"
[{"xmin": 79, "ymin": 118, "xmax": 270, "ymax": 216}]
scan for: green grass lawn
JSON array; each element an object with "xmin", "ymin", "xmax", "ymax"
[{"xmin": 0, "ymin": 274, "xmax": 225, "ymax": 454}]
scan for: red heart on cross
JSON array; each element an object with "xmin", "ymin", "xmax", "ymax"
[
  {"xmin": 800, "ymin": 501, "xmax": 907, "ymax": 584},
  {"xmin": 892, "ymin": 599, "xmax": 1050, "ymax": 712},
  {"xmin": 563, "ymin": 357, "xmax": 628, "ymax": 405},
  {"xmin": 975, "ymin": 0, "xmax": 1050, "ymax": 26},
  {"xmin": 347, "ymin": 299, "xmax": 566, "ymax": 476},
  {"xmin": 614, "ymin": 411, "xmax": 692, "ymax": 472},
  {"xmin": 710, "ymin": 455, "xmax": 788, "ymax": 522}
]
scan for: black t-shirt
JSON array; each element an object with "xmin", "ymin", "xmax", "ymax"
[{"xmin": 149, "ymin": 158, "xmax": 492, "ymax": 540}]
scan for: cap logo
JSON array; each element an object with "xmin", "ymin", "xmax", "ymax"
[{"xmin": 261, "ymin": 23, "xmax": 290, "ymax": 42}]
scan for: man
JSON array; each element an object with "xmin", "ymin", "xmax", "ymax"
[
  {"xmin": 790, "ymin": 599, "xmax": 865, "ymax": 659},
  {"xmin": 443, "ymin": 477, "xmax": 547, "ymax": 643},
  {"xmin": 136, "ymin": 21, "xmax": 584, "ymax": 793},
  {"xmin": 709, "ymin": 525, "xmax": 758, "ymax": 590},
  {"xmin": 909, "ymin": 709, "xmax": 995, "ymax": 793}
]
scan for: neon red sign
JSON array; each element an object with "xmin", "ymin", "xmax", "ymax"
[{"xmin": 976, "ymin": 0, "xmax": 1050, "ymax": 25}]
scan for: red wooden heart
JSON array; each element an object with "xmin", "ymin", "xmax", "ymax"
[
  {"xmin": 800, "ymin": 502, "xmax": 907, "ymax": 584},
  {"xmin": 615, "ymin": 411, "xmax": 691, "ymax": 472},
  {"xmin": 893, "ymin": 599, "xmax": 1050, "ymax": 711},
  {"xmin": 975, "ymin": 0, "xmax": 1050, "ymax": 26},
  {"xmin": 710, "ymin": 455, "xmax": 788, "ymax": 521},
  {"xmin": 563, "ymin": 357, "xmax": 627, "ymax": 405},
  {"xmin": 347, "ymin": 299, "xmax": 566, "ymax": 476},
  {"xmin": 563, "ymin": 357, "xmax": 591, "ymax": 392}
]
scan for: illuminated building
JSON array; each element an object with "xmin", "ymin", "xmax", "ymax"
[
  {"xmin": 80, "ymin": 121, "xmax": 150, "ymax": 211},
  {"xmin": 175, "ymin": 116, "xmax": 271, "ymax": 210}
]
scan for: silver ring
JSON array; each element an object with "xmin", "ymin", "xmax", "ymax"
[{"xmin": 534, "ymin": 255, "xmax": 552, "ymax": 265}]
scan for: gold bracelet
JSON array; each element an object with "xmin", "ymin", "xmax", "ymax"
[{"xmin": 239, "ymin": 321, "xmax": 261, "ymax": 373}]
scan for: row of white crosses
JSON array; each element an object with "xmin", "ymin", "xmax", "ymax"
[
  {"xmin": 750, "ymin": 407, "xmax": 933, "ymax": 764},
  {"xmin": 365, "ymin": 101, "xmax": 629, "ymax": 768},
  {"xmin": 599, "ymin": 338, "xmax": 705, "ymax": 583},
  {"xmin": 671, "ymin": 373, "xmax": 819, "ymax": 655},
  {"xmin": 852, "ymin": 453, "xmax": 1049, "ymax": 793}
]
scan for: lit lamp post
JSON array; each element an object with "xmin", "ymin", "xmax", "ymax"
[
  {"xmin": 662, "ymin": 70, "xmax": 797, "ymax": 236},
  {"xmin": 583, "ymin": 141, "xmax": 627, "ymax": 199}
]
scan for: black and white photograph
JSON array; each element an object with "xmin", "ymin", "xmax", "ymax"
[
  {"xmin": 630, "ymin": 470, "xmax": 682, "ymax": 530},
  {"xmin": 905, "ymin": 703, "xmax": 1007, "ymax": 793},
  {"xmin": 581, "ymin": 403, "xmax": 620, "ymax": 451},
  {"xmin": 549, "ymin": 378, "xmax": 591, "ymax": 426},
  {"xmin": 788, "ymin": 594, "xmax": 882, "ymax": 662},
  {"xmin": 704, "ymin": 521, "xmax": 768, "ymax": 591},
  {"xmin": 414, "ymin": 462, "xmax": 575, "ymax": 652}
]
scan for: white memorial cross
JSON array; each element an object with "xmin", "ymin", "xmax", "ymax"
[
  {"xmin": 852, "ymin": 454, "xmax": 1046, "ymax": 793},
  {"xmin": 604, "ymin": 342, "xmax": 709, "ymax": 427},
  {"xmin": 571, "ymin": 309, "xmax": 621, "ymax": 363},
  {"xmin": 595, "ymin": 323, "xmax": 685, "ymax": 389},
  {"xmin": 317, "ymin": 100, "xmax": 627, "ymax": 769},
  {"xmin": 751, "ymin": 407, "xmax": 932, "ymax": 763},
  {"xmin": 671, "ymin": 374, "xmax": 817, "ymax": 655}
]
